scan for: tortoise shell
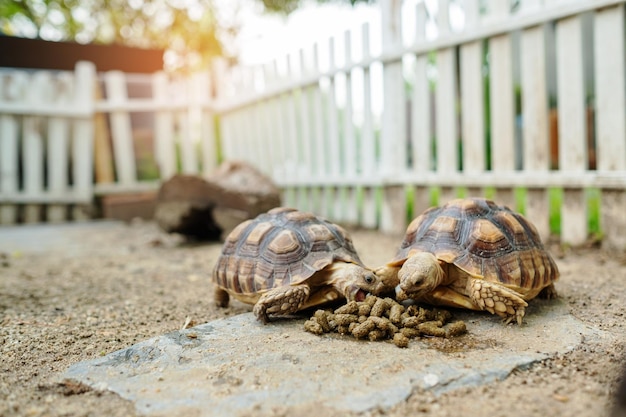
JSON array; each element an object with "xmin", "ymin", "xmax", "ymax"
[
  {"xmin": 212, "ymin": 207, "xmax": 365, "ymax": 297},
  {"xmin": 390, "ymin": 198, "xmax": 559, "ymax": 291}
]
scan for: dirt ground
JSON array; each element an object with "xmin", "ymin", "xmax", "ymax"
[{"xmin": 1, "ymin": 219, "xmax": 625, "ymax": 417}]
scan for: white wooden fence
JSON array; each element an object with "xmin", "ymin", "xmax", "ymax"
[
  {"xmin": 217, "ymin": 0, "xmax": 626, "ymax": 250},
  {"xmin": 1, "ymin": 0, "xmax": 626, "ymax": 250},
  {"xmin": 0, "ymin": 63, "xmax": 218, "ymax": 223}
]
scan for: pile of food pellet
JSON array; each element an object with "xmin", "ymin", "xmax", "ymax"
[{"xmin": 304, "ymin": 295, "xmax": 467, "ymax": 348}]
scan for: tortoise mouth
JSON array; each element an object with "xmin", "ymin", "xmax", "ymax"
[
  {"xmin": 354, "ymin": 289, "xmax": 367, "ymax": 302},
  {"xmin": 347, "ymin": 287, "xmax": 368, "ymax": 302}
]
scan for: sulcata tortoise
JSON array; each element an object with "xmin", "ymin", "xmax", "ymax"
[
  {"xmin": 375, "ymin": 198, "xmax": 559, "ymax": 324},
  {"xmin": 213, "ymin": 207, "xmax": 384, "ymax": 323}
]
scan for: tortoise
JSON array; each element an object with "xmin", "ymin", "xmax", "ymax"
[
  {"xmin": 212, "ymin": 207, "xmax": 384, "ymax": 323},
  {"xmin": 375, "ymin": 198, "xmax": 559, "ymax": 324}
]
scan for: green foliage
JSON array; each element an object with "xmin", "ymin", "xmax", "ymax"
[
  {"xmin": 259, "ymin": 0, "xmax": 374, "ymax": 14},
  {"xmin": 1, "ymin": 0, "xmax": 225, "ymax": 71}
]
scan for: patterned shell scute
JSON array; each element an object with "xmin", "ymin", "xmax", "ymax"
[
  {"xmin": 393, "ymin": 198, "xmax": 559, "ymax": 289},
  {"xmin": 213, "ymin": 207, "xmax": 363, "ymax": 295}
]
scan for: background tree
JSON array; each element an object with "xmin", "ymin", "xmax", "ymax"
[{"xmin": 0, "ymin": 0, "xmax": 371, "ymax": 71}]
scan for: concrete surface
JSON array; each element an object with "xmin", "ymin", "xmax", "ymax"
[{"xmin": 63, "ymin": 299, "xmax": 603, "ymax": 416}]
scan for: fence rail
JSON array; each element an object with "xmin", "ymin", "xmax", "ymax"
[{"xmin": 1, "ymin": 0, "xmax": 625, "ymax": 251}]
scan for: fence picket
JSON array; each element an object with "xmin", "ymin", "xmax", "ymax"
[
  {"xmin": 411, "ymin": 1, "xmax": 433, "ymax": 217},
  {"xmin": 153, "ymin": 72, "xmax": 177, "ymax": 180},
  {"xmin": 0, "ymin": 71, "xmax": 22, "ymax": 224},
  {"xmin": 71, "ymin": 61, "xmax": 95, "ymax": 220},
  {"xmin": 47, "ymin": 72, "xmax": 73, "ymax": 222},
  {"xmin": 488, "ymin": 2, "xmax": 516, "ymax": 209},
  {"xmin": 594, "ymin": 4, "xmax": 626, "ymax": 249},
  {"xmin": 556, "ymin": 14, "xmax": 587, "ymax": 245},
  {"xmin": 435, "ymin": 0, "xmax": 458, "ymax": 205},
  {"xmin": 460, "ymin": 0, "xmax": 485, "ymax": 199},
  {"xmin": 105, "ymin": 71, "xmax": 137, "ymax": 186},
  {"xmin": 360, "ymin": 22, "xmax": 378, "ymax": 228},
  {"xmin": 178, "ymin": 77, "xmax": 198, "ymax": 174},
  {"xmin": 380, "ymin": 0, "xmax": 407, "ymax": 233},
  {"xmin": 23, "ymin": 72, "xmax": 48, "ymax": 222},
  {"xmin": 521, "ymin": 23, "xmax": 551, "ymax": 240}
]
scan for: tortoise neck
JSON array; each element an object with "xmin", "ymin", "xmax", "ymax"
[{"xmin": 374, "ymin": 265, "xmax": 401, "ymax": 291}]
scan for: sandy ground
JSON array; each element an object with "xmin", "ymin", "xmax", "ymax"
[{"xmin": 1, "ymin": 219, "xmax": 625, "ymax": 417}]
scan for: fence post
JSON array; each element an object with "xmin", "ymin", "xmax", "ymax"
[{"xmin": 380, "ymin": 0, "xmax": 407, "ymax": 234}]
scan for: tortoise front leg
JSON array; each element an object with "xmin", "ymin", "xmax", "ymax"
[
  {"xmin": 253, "ymin": 284, "xmax": 311, "ymax": 323},
  {"xmin": 467, "ymin": 278, "xmax": 528, "ymax": 325}
]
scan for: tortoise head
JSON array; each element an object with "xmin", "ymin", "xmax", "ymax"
[
  {"xmin": 330, "ymin": 263, "xmax": 385, "ymax": 302},
  {"xmin": 395, "ymin": 252, "xmax": 445, "ymax": 301}
]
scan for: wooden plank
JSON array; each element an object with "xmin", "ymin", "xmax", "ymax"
[
  {"xmin": 412, "ymin": 185, "xmax": 431, "ymax": 219},
  {"xmin": 360, "ymin": 23, "xmax": 377, "ymax": 227},
  {"xmin": 382, "ymin": 185, "xmax": 407, "ymax": 234},
  {"xmin": 380, "ymin": 0, "xmax": 407, "ymax": 233},
  {"xmin": 23, "ymin": 71, "xmax": 47, "ymax": 223},
  {"xmin": 71, "ymin": 61, "xmax": 96, "ymax": 219},
  {"xmin": 153, "ymin": 72, "xmax": 175, "ymax": 178},
  {"xmin": 105, "ymin": 71, "xmax": 137, "ymax": 186},
  {"xmin": 556, "ymin": 15, "xmax": 587, "ymax": 245},
  {"xmin": 435, "ymin": 47, "xmax": 458, "ymax": 205},
  {"xmin": 299, "ymin": 49, "xmax": 314, "ymax": 180},
  {"xmin": 191, "ymin": 71, "xmax": 217, "ymax": 175},
  {"xmin": 362, "ymin": 187, "xmax": 378, "ymax": 229},
  {"xmin": 459, "ymin": 0, "xmax": 483, "ymax": 200},
  {"xmin": 326, "ymin": 37, "xmax": 341, "ymax": 178},
  {"xmin": 0, "ymin": 71, "xmax": 20, "ymax": 224},
  {"xmin": 284, "ymin": 54, "xmax": 301, "ymax": 179},
  {"xmin": 411, "ymin": 0, "xmax": 431, "ymax": 177},
  {"xmin": 594, "ymin": 4, "xmax": 626, "ymax": 250},
  {"xmin": 460, "ymin": 40, "xmax": 485, "ymax": 175},
  {"xmin": 311, "ymin": 77, "xmax": 326, "ymax": 179},
  {"xmin": 342, "ymin": 30, "xmax": 359, "ymax": 225},
  {"xmin": 488, "ymin": 4, "xmax": 516, "ymax": 209},
  {"xmin": 47, "ymin": 71, "xmax": 72, "ymax": 223},
  {"xmin": 178, "ymin": 78, "xmax": 198, "ymax": 174},
  {"xmin": 520, "ymin": 24, "xmax": 551, "ymax": 240},
  {"xmin": 93, "ymin": 79, "xmax": 116, "ymax": 184}
]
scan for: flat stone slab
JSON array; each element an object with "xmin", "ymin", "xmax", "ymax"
[{"xmin": 62, "ymin": 299, "xmax": 604, "ymax": 416}]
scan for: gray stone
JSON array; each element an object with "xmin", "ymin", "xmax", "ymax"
[
  {"xmin": 154, "ymin": 161, "xmax": 281, "ymax": 240},
  {"xmin": 62, "ymin": 299, "xmax": 605, "ymax": 416}
]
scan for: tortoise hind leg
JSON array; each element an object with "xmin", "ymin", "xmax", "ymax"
[
  {"xmin": 538, "ymin": 283, "xmax": 558, "ymax": 299},
  {"xmin": 467, "ymin": 278, "xmax": 528, "ymax": 325},
  {"xmin": 214, "ymin": 287, "xmax": 230, "ymax": 308},
  {"xmin": 253, "ymin": 284, "xmax": 311, "ymax": 323}
]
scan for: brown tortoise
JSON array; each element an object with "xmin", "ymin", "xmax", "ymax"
[
  {"xmin": 213, "ymin": 207, "xmax": 384, "ymax": 323},
  {"xmin": 375, "ymin": 198, "xmax": 559, "ymax": 324}
]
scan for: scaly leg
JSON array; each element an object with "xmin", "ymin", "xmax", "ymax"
[
  {"xmin": 467, "ymin": 278, "xmax": 528, "ymax": 325},
  {"xmin": 538, "ymin": 283, "xmax": 558, "ymax": 299},
  {"xmin": 214, "ymin": 287, "xmax": 230, "ymax": 308},
  {"xmin": 253, "ymin": 284, "xmax": 311, "ymax": 323}
]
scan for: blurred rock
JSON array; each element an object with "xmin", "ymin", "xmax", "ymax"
[{"xmin": 154, "ymin": 161, "xmax": 281, "ymax": 240}]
